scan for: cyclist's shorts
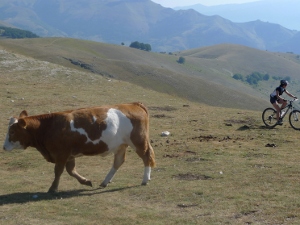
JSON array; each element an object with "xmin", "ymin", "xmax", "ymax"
[{"xmin": 270, "ymin": 95, "xmax": 278, "ymax": 104}]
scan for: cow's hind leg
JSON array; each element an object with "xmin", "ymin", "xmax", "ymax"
[
  {"xmin": 66, "ymin": 158, "xmax": 92, "ymax": 187},
  {"xmin": 135, "ymin": 142, "xmax": 156, "ymax": 185},
  {"xmin": 100, "ymin": 144, "xmax": 127, "ymax": 187},
  {"xmin": 48, "ymin": 162, "xmax": 65, "ymax": 193}
]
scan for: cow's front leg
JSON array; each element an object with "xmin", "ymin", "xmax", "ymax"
[
  {"xmin": 48, "ymin": 162, "xmax": 65, "ymax": 193},
  {"xmin": 100, "ymin": 145, "xmax": 127, "ymax": 187},
  {"xmin": 66, "ymin": 158, "xmax": 92, "ymax": 187}
]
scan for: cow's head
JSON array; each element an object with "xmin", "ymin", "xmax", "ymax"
[{"xmin": 3, "ymin": 110, "xmax": 29, "ymax": 151}]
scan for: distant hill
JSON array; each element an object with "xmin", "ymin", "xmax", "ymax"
[
  {"xmin": 0, "ymin": 0, "xmax": 299, "ymax": 53},
  {"xmin": 175, "ymin": 0, "xmax": 300, "ymax": 31},
  {"xmin": 1, "ymin": 38, "xmax": 300, "ymax": 111},
  {"xmin": 272, "ymin": 32, "xmax": 300, "ymax": 55}
]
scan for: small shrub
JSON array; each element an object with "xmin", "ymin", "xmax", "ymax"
[{"xmin": 177, "ymin": 56, "xmax": 185, "ymax": 64}]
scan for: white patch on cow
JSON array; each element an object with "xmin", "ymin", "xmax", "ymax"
[
  {"xmin": 70, "ymin": 120, "xmax": 102, "ymax": 145},
  {"xmin": 70, "ymin": 108, "xmax": 133, "ymax": 153},
  {"xmin": 92, "ymin": 116, "xmax": 97, "ymax": 123},
  {"xmin": 3, "ymin": 118, "xmax": 23, "ymax": 151},
  {"xmin": 142, "ymin": 166, "xmax": 151, "ymax": 184},
  {"xmin": 100, "ymin": 108, "xmax": 133, "ymax": 152}
]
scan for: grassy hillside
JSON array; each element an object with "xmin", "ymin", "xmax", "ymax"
[
  {"xmin": 1, "ymin": 38, "xmax": 297, "ymax": 111},
  {"xmin": 181, "ymin": 44, "xmax": 300, "ymax": 99},
  {"xmin": 1, "ymin": 38, "xmax": 300, "ymax": 111},
  {"xmin": 181, "ymin": 44, "xmax": 300, "ymax": 81},
  {"xmin": 2, "ymin": 44, "xmax": 300, "ymax": 224}
]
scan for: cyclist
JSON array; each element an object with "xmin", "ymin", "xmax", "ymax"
[{"xmin": 270, "ymin": 80, "xmax": 297, "ymax": 125}]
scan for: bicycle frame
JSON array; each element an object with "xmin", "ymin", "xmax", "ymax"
[{"xmin": 280, "ymin": 100, "xmax": 294, "ymax": 119}]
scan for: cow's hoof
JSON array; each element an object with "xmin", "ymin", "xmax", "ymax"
[
  {"xmin": 84, "ymin": 180, "xmax": 93, "ymax": 187},
  {"xmin": 141, "ymin": 182, "xmax": 148, "ymax": 186}
]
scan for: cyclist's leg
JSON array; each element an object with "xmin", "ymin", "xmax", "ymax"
[
  {"xmin": 278, "ymin": 99, "xmax": 287, "ymax": 109},
  {"xmin": 272, "ymin": 102, "xmax": 281, "ymax": 122}
]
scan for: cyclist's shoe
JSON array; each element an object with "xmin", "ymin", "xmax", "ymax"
[{"xmin": 276, "ymin": 120, "xmax": 283, "ymax": 125}]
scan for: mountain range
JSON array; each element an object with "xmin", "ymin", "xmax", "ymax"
[
  {"xmin": 175, "ymin": 0, "xmax": 300, "ymax": 31},
  {"xmin": 0, "ymin": 0, "xmax": 299, "ymax": 53}
]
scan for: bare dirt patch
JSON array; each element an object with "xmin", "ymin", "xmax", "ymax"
[
  {"xmin": 185, "ymin": 157, "xmax": 209, "ymax": 162},
  {"xmin": 188, "ymin": 135, "xmax": 248, "ymax": 142},
  {"xmin": 148, "ymin": 106, "xmax": 177, "ymax": 111},
  {"xmin": 152, "ymin": 114, "xmax": 173, "ymax": 119},
  {"xmin": 163, "ymin": 150, "xmax": 196, "ymax": 158},
  {"xmin": 173, "ymin": 173, "xmax": 213, "ymax": 181}
]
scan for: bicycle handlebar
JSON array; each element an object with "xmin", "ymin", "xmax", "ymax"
[{"xmin": 284, "ymin": 98, "xmax": 298, "ymax": 103}]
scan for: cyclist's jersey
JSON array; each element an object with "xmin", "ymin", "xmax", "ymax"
[{"xmin": 270, "ymin": 86, "xmax": 286, "ymax": 98}]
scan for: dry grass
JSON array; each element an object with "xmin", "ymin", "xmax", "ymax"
[{"xmin": 1, "ymin": 47, "xmax": 300, "ymax": 225}]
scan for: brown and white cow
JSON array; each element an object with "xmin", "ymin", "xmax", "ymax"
[{"xmin": 3, "ymin": 102, "xmax": 155, "ymax": 193}]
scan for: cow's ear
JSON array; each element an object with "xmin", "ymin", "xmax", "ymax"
[
  {"xmin": 18, "ymin": 118, "xmax": 27, "ymax": 129},
  {"xmin": 19, "ymin": 110, "xmax": 28, "ymax": 118}
]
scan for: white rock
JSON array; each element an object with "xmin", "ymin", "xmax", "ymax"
[{"xmin": 161, "ymin": 131, "xmax": 170, "ymax": 137}]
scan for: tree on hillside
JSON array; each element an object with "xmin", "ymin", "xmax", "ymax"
[
  {"xmin": 177, "ymin": 56, "xmax": 185, "ymax": 64},
  {"xmin": 245, "ymin": 72, "xmax": 267, "ymax": 85},
  {"xmin": 233, "ymin": 72, "xmax": 270, "ymax": 85},
  {"xmin": 144, "ymin": 44, "xmax": 151, "ymax": 51},
  {"xmin": 263, "ymin": 73, "xmax": 270, "ymax": 81},
  {"xmin": 233, "ymin": 73, "xmax": 243, "ymax": 81},
  {"xmin": 130, "ymin": 41, "xmax": 140, "ymax": 49},
  {"xmin": 0, "ymin": 26, "xmax": 39, "ymax": 38},
  {"xmin": 129, "ymin": 41, "xmax": 151, "ymax": 51}
]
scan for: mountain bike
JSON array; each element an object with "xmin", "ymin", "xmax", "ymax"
[{"xmin": 262, "ymin": 99, "xmax": 300, "ymax": 130}]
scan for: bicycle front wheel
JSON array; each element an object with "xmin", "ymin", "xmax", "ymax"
[
  {"xmin": 289, "ymin": 110, "xmax": 300, "ymax": 130},
  {"xmin": 262, "ymin": 108, "xmax": 278, "ymax": 128}
]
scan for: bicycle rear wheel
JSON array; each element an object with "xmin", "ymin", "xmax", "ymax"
[
  {"xmin": 262, "ymin": 108, "xmax": 278, "ymax": 128},
  {"xmin": 289, "ymin": 110, "xmax": 300, "ymax": 130}
]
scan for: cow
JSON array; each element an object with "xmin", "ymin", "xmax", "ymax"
[{"xmin": 3, "ymin": 102, "xmax": 155, "ymax": 193}]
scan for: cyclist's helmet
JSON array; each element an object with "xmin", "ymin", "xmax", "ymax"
[{"xmin": 280, "ymin": 79, "xmax": 288, "ymax": 86}]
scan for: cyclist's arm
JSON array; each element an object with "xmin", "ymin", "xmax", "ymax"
[{"xmin": 285, "ymin": 90, "xmax": 297, "ymax": 99}]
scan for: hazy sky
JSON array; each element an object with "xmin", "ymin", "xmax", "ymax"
[{"xmin": 151, "ymin": 0, "xmax": 261, "ymax": 7}]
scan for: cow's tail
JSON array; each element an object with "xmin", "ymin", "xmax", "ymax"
[
  {"xmin": 148, "ymin": 143, "xmax": 156, "ymax": 168},
  {"xmin": 134, "ymin": 102, "xmax": 155, "ymax": 168}
]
